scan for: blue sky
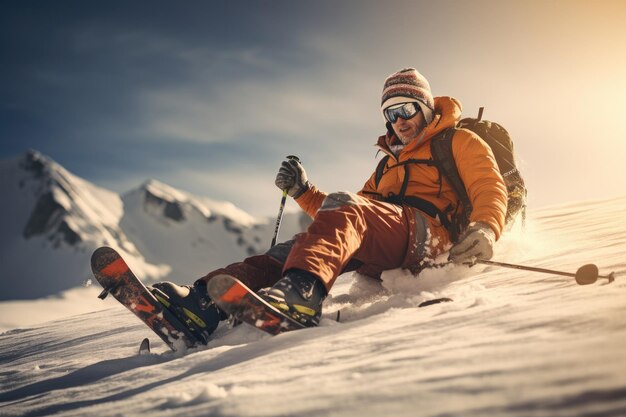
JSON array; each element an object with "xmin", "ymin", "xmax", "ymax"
[{"xmin": 2, "ymin": 1, "xmax": 625, "ymax": 217}]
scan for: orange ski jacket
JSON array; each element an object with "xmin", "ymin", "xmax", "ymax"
[{"xmin": 295, "ymin": 96, "xmax": 508, "ymax": 240}]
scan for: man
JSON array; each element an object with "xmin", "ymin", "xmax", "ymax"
[{"xmin": 153, "ymin": 67, "xmax": 508, "ymax": 336}]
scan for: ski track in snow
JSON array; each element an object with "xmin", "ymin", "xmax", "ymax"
[{"xmin": 1, "ymin": 195, "xmax": 625, "ymax": 417}]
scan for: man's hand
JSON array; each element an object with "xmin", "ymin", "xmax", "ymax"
[
  {"xmin": 449, "ymin": 222, "xmax": 496, "ymax": 265},
  {"xmin": 275, "ymin": 158, "xmax": 310, "ymax": 198}
]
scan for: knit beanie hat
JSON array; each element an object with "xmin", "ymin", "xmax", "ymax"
[{"xmin": 381, "ymin": 68, "xmax": 434, "ymax": 125}]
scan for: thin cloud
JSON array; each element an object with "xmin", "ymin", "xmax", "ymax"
[{"xmin": 137, "ymin": 58, "xmax": 383, "ymax": 145}]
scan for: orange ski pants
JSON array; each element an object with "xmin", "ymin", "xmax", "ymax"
[{"xmin": 200, "ymin": 192, "xmax": 449, "ymax": 292}]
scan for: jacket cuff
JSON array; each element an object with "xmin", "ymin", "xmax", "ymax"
[{"xmin": 292, "ymin": 181, "xmax": 311, "ymax": 200}]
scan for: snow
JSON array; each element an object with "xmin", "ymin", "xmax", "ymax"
[
  {"xmin": 0, "ymin": 286, "xmax": 104, "ymax": 332},
  {"xmin": 1, "ymin": 195, "xmax": 624, "ymax": 416},
  {"xmin": 0, "ymin": 151, "xmax": 160, "ymax": 300},
  {"xmin": 119, "ymin": 179, "xmax": 304, "ymax": 286},
  {"xmin": 0, "ymin": 151, "xmax": 306, "ymax": 302}
]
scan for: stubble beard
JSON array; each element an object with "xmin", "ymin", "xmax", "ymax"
[{"xmin": 398, "ymin": 121, "xmax": 426, "ymax": 145}]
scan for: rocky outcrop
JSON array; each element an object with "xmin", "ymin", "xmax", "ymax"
[
  {"xmin": 143, "ymin": 188, "xmax": 185, "ymax": 222},
  {"xmin": 20, "ymin": 152, "xmax": 82, "ymax": 247}
]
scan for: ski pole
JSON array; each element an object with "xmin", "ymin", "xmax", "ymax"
[
  {"xmin": 476, "ymin": 259, "xmax": 616, "ymax": 285},
  {"xmin": 271, "ymin": 155, "xmax": 300, "ymax": 248}
]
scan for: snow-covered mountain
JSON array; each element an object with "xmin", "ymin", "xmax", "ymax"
[
  {"xmin": 120, "ymin": 179, "xmax": 306, "ymax": 284},
  {"xmin": 0, "ymin": 150, "xmax": 159, "ymax": 300},
  {"xmin": 0, "ymin": 195, "xmax": 624, "ymax": 417},
  {"xmin": 0, "ymin": 150, "xmax": 307, "ymax": 301}
]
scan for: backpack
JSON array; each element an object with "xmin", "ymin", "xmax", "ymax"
[{"xmin": 374, "ymin": 107, "xmax": 527, "ymax": 242}]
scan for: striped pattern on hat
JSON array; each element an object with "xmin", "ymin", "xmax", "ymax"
[{"xmin": 381, "ymin": 68, "xmax": 434, "ymax": 112}]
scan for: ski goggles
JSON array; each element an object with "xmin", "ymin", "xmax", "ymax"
[{"xmin": 383, "ymin": 102, "xmax": 420, "ymax": 123}]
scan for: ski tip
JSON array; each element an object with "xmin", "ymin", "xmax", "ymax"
[
  {"xmin": 206, "ymin": 274, "xmax": 239, "ymax": 300},
  {"xmin": 91, "ymin": 246, "xmax": 117, "ymax": 263}
]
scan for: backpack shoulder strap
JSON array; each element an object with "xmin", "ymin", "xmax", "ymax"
[
  {"xmin": 430, "ymin": 127, "xmax": 473, "ymax": 221},
  {"xmin": 430, "ymin": 128, "xmax": 469, "ymax": 204},
  {"xmin": 374, "ymin": 155, "xmax": 390, "ymax": 189}
]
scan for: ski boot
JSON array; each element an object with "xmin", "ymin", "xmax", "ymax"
[
  {"xmin": 151, "ymin": 280, "xmax": 226, "ymax": 344},
  {"xmin": 258, "ymin": 269, "xmax": 327, "ymax": 327}
]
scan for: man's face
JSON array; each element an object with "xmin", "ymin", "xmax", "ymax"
[{"xmin": 391, "ymin": 107, "xmax": 427, "ymax": 145}]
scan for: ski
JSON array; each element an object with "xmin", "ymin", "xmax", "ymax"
[
  {"xmin": 91, "ymin": 246, "xmax": 204, "ymax": 351},
  {"xmin": 207, "ymin": 274, "xmax": 306, "ymax": 335}
]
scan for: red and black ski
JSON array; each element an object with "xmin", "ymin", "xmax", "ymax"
[
  {"xmin": 91, "ymin": 246, "xmax": 203, "ymax": 351},
  {"xmin": 207, "ymin": 274, "xmax": 306, "ymax": 335}
]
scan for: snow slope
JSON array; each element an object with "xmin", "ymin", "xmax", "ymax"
[{"xmin": 1, "ymin": 195, "xmax": 624, "ymax": 417}]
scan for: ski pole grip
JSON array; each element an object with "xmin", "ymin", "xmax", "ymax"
[{"xmin": 271, "ymin": 155, "xmax": 301, "ymax": 247}]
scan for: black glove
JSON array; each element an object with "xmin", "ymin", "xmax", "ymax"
[
  {"xmin": 449, "ymin": 222, "xmax": 496, "ymax": 265},
  {"xmin": 275, "ymin": 158, "xmax": 310, "ymax": 198}
]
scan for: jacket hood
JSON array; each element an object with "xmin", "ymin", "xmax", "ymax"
[{"xmin": 377, "ymin": 96, "xmax": 463, "ymax": 155}]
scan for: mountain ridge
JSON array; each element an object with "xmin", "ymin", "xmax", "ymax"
[{"xmin": 0, "ymin": 150, "xmax": 306, "ymax": 300}]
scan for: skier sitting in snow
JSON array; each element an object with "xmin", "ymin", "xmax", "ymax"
[{"xmin": 153, "ymin": 67, "xmax": 508, "ymax": 335}]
